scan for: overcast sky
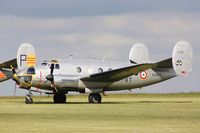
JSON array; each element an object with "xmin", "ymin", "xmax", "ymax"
[{"xmin": 0, "ymin": 0, "xmax": 199, "ymax": 96}]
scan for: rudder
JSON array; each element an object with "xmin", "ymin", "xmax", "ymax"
[{"xmin": 17, "ymin": 43, "xmax": 37, "ymax": 70}]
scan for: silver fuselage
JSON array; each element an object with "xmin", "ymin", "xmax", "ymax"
[{"xmin": 23, "ymin": 59, "xmax": 177, "ymax": 92}]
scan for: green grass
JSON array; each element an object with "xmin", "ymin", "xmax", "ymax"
[{"xmin": 0, "ymin": 93, "xmax": 200, "ymax": 133}]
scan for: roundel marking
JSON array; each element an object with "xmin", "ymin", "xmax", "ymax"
[{"xmin": 140, "ymin": 71, "xmax": 147, "ymax": 80}]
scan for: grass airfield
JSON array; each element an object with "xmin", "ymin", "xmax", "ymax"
[{"xmin": 0, "ymin": 93, "xmax": 200, "ymax": 133}]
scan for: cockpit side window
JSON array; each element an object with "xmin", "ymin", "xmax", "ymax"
[
  {"xmin": 55, "ymin": 64, "xmax": 60, "ymax": 69},
  {"xmin": 42, "ymin": 62, "xmax": 47, "ymax": 66},
  {"xmin": 98, "ymin": 68, "xmax": 103, "ymax": 73},
  {"xmin": 27, "ymin": 67, "xmax": 36, "ymax": 74}
]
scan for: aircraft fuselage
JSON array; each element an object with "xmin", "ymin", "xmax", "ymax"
[{"xmin": 18, "ymin": 59, "xmax": 177, "ymax": 93}]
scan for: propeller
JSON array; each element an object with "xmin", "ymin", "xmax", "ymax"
[
  {"xmin": 46, "ymin": 62, "xmax": 57, "ymax": 92},
  {"xmin": 13, "ymin": 82, "xmax": 17, "ymax": 96},
  {"xmin": 37, "ymin": 71, "xmax": 43, "ymax": 95},
  {"xmin": 10, "ymin": 65, "xmax": 18, "ymax": 96},
  {"xmin": 50, "ymin": 63, "xmax": 54, "ymax": 76},
  {"xmin": 11, "ymin": 67, "xmax": 16, "ymax": 75}
]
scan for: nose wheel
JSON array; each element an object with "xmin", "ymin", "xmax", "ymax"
[{"xmin": 88, "ymin": 93, "xmax": 102, "ymax": 103}]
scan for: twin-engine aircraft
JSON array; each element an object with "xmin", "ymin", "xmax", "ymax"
[{"xmin": 0, "ymin": 41, "xmax": 193, "ymax": 104}]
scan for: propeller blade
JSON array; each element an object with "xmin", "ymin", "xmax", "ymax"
[
  {"xmin": 13, "ymin": 82, "xmax": 17, "ymax": 96},
  {"xmin": 10, "ymin": 65, "xmax": 18, "ymax": 83},
  {"xmin": 50, "ymin": 63, "xmax": 54, "ymax": 75},
  {"xmin": 10, "ymin": 65, "xmax": 16, "ymax": 74},
  {"xmin": 10, "ymin": 65, "xmax": 19, "ymax": 94},
  {"xmin": 38, "ymin": 71, "xmax": 42, "ymax": 95}
]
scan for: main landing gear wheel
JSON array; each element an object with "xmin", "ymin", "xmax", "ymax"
[
  {"xmin": 88, "ymin": 93, "xmax": 102, "ymax": 103},
  {"xmin": 53, "ymin": 93, "xmax": 66, "ymax": 103},
  {"xmin": 25, "ymin": 96, "xmax": 33, "ymax": 104}
]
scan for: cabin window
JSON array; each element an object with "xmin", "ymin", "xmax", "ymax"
[
  {"xmin": 108, "ymin": 68, "xmax": 112, "ymax": 71},
  {"xmin": 27, "ymin": 67, "xmax": 36, "ymax": 74},
  {"xmin": 55, "ymin": 64, "xmax": 60, "ymax": 69},
  {"xmin": 98, "ymin": 68, "xmax": 103, "ymax": 73},
  {"xmin": 77, "ymin": 67, "xmax": 82, "ymax": 73}
]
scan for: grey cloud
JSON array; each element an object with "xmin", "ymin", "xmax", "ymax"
[
  {"xmin": 0, "ymin": 0, "xmax": 200, "ymax": 17},
  {"xmin": 0, "ymin": 13, "xmax": 199, "ymax": 62}
]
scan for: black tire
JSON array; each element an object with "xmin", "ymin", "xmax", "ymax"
[
  {"xmin": 53, "ymin": 93, "xmax": 66, "ymax": 103},
  {"xmin": 25, "ymin": 96, "xmax": 33, "ymax": 104},
  {"xmin": 88, "ymin": 93, "xmax": 102, "ymax": 103}
]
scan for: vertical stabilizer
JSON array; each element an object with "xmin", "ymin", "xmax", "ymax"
[
  {"xmin": 172, "ymin": 41, "xmax": 193, "ymax": 77},
  {"xmin": 129, "ymin": 43, "xmax": 150, "ymax": 64},
  {"xmin": 17, "ymin": 43, "xmax": 37, "ymax": 70}
]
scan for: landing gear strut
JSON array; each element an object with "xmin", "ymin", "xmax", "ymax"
[
  {"xmin": 88, "ymin": 93, "xmax": 102, "ymax": 103},
  {"xmin": 25, "ymin": 95, "xmax": 33, "ymax": 104},
  {"xmin": 53, "ymin": 93, "xmax": 66, "ymax": 103},
  {"xmin": 25, "ymin": 91, "xmax": 33, "ymax": 104}
]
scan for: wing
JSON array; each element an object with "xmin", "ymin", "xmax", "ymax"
[
  {"xmin": 0, "ymin": 58, "xmax": 17, "ymax": 69},
  {"xmin": 0, "ymin": 58, "xmax": 17, "ymax": 82},
  {"xmin": 80, "ymin": 63, "xmax": 157, "ymax": 82}
]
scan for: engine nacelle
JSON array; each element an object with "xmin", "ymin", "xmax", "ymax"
[{"xmin": 172, "ymin": 41, "xmax": 193, "ymax": 77}]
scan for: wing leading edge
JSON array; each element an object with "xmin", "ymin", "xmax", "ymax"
[
  {"xmin": 0, "ymin": 58, "xmax": 17, "ymax": 69},
  {"xmin": 0, "ymin": 58, "xmax": 17, "ymax": 82}
]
